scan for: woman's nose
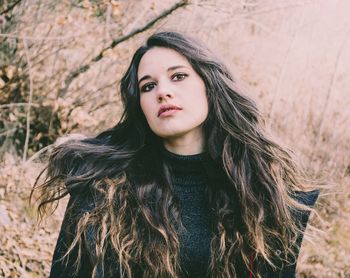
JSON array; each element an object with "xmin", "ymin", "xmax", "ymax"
[{"xmin": 156, "ymin": 80, "xmax": 174, "ymax": 102}]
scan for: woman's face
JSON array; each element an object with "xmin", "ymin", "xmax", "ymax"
[{"xmin": 137, "ymin": 47, "xmax": 209, "ymax": 140}]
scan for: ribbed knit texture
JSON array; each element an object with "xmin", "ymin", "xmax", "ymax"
[{"xmin": 161, "ymin": 146, "xmax": 214, "ymax": 278}]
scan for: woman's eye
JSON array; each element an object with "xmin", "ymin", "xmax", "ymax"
[
  {"xmin": 140, "ymin": 83, "xmax": 156, "ymax": 92},
  {"xmin": 172, "ymin": 73, "xmax": 188, "ymax": 81}
]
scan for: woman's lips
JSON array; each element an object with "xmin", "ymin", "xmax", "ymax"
[
  {"xmin": 157, "ymin": 105, "xmax": 182, "ymax": 117},
  {"xmin": 158, "ymin": 109, "xmax": 181, "ymax": 117}
]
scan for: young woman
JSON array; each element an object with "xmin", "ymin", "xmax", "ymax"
[{"xmin": 34, "ymin": 31, "xmax": 319, "ymax": 278}]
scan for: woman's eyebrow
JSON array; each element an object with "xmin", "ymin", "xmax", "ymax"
[
  {"xmin": 138, "ymin": 65, "xmax": 189, "ymax": 85},
  {"xmin": 167, "ymin": 65, "xmax": 188, "ymax": 71},
  {"xmin": 138, "ymin": 75, "xmax": 151, "ymax": 85}
]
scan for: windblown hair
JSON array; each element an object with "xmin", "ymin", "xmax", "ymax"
[{"xmin": 33, "ymin": 31, "xmax": 316, "ymax": 277}]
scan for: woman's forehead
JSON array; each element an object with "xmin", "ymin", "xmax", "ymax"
[{"xmin": 137, "ymin": 47, "xmax": 191, "ymax": 79}]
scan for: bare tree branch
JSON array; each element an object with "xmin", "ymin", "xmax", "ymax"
[
  {"xmin": 22, "ymin": 39, "xmax": 34, "ymax": 162},
  {"xmin": 57, "ymin": 0, "xmax": 188, "ymax": 98},
  {"xmin": 0, "ymin": 0, "xmax": 22, "ymax": 16},
  {"xmin": 0, "ymin": 33, "xmax": 86, "ymax": 41},
  {"xmin": 0, "ymin": 103, "xmax": 39, "ymax": 109},
  {"xmin": 0, "ymin": 127, "xmax": 17, "ymax": 137}
]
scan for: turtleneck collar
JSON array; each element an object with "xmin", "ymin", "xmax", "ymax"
[
  {"xmin": 160, "ymin": 144, "xmax": 226, "ymax": 180},
  {"xmin": 161, "ymin": 145, "xmax": 209, "ymax": 175},
  {"xmin": 159, "ymin": 145, "xmax": 225, "ymax": 187}
]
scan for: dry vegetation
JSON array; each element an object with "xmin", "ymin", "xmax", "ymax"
[{"xmin": 0, "ymin": 0, "xmax": 349, "ymax": 277}]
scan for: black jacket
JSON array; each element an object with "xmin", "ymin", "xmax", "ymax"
[{"xmin": 50, "ymin": 189, "xmax": 319, "ymax": 278}]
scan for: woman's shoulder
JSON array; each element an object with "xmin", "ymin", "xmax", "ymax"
[
  {"xmin": 293, "ymin": 189, "xmax": 320, "ymax": 207},
  {"xmin": 290, "ymin": 189, "xmax": 320, "ymax": 229},
  {"xmin": 65, "ymin": 185, "xmax": 98, "ymax": 219}
]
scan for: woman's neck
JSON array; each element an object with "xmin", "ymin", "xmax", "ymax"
[{"xmin": 162, "ymin": 130, "xmax": 206, "ymax": 155}]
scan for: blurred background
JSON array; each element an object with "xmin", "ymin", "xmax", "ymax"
[{"xmin": 0, "ymin": 0, "xmax": 349, "ymax": 277}]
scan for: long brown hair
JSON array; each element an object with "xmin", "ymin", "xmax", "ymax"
[{"xmin": 32, "ymin": 31, "xmax": 317, "ymax": 277}]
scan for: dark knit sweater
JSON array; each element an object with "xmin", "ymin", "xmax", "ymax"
[
  {"xmin": 50, "ymin": 148, "xmax": 319, "ymax": 278},
  {"xmin": 162, "ymin": 147, "xmax": 213, "ymax": 277}
]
